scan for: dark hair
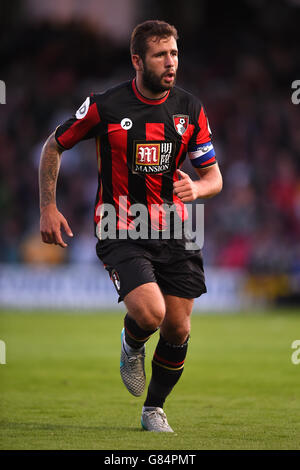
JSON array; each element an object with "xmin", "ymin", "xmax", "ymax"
[{"xmin": 130, "ymin": 20, "xmax": 178, "ymax": 60}]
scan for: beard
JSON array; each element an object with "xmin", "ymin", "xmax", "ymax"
[{"xmin": 142, "ymin": 63, "xmax": 176, "ymax": 94}]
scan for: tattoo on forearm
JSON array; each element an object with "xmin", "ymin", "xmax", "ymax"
[{"xmin": 39, "ymin": 134, "xmax": 62, "ymax": 209}]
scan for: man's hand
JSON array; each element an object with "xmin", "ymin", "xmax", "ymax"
[
  {"xmin": 173, "ymin": 169, "xmax": 199, "ymax": 202},
  {"xmin": 173, "ymin": 164, "xmax": 223, "ymax": 201},
  {"xmin": 40, "ymin": 204, "xmax": 73, "ymax": 248}
]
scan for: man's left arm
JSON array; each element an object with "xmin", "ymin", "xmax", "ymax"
[{"xmin": 173, "ymin": 163, "xmax": 223, "ymax": 202}]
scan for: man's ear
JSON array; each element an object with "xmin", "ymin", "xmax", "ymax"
[{"xmin": 131, "ymin": 54, "xmax": 144, "ymax": 72}]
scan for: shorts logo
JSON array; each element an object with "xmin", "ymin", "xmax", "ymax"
[
  {"xmin": 173, "ymin": 114, "xmax": 189, "ymax": 136},
  {"xmin": 121, "ymin": 118, "xmax": 133, "ymax": 130},
  {"xmin": 75, "ymin": 96, "xmax": 90, "ymax": 119},
  {"xmin": 133, "ymin": 141, "xmax": 173, "ymax": 174},
  {"xmin": 111, "ymin": 269, "xmax": 121, "ymax": 293}
]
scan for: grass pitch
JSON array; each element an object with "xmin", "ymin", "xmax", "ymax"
[{"xmin": 0, "ymin": 309, "xmax": 300, "ymax": 450}]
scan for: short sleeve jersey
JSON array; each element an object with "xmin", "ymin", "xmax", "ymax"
[{"xmin": 55, "ymin": 79, "xmax": 216, "ymax": 235}]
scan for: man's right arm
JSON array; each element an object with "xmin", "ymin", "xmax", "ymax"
[{"xmin": 39, "ymin": 132, "xmax": 73, "ymax": 248}]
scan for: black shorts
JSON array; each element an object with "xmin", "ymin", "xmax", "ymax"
[{"xmin": 96, "ymin": 236, "xmax": 207, "ymax": 302}]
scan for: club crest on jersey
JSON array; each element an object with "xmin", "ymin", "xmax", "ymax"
[
  {"xmin": 133, "ymin": 141, "xmax": 174, "ymax": 174},
  {"xmin": 173, "ymin": 115, "xmax": 189, "ymax": 136}
]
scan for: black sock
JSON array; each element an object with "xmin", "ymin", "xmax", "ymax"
[
  {"xmin": 124, "ymin": 313, "xmax": 157, "ymax": 349},
  {"xmin": 144, "ymin": 334, "xmax": 189, "ymax": 409}
]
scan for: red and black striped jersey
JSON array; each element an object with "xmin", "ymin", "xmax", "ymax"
[{"xmin": 55, "ymin": 79, "xmax": 216, "ymax": 236}]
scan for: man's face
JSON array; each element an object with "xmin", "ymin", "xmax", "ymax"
[{"xmin": 141, "ymin": 35, "xmax": 178, "ymax": 93}]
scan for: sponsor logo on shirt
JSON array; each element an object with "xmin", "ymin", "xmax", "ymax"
[{"xmin": 133, "ymin": 141, "xmax": 174, "ymax": 174}]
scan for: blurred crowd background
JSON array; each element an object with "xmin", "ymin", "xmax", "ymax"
[{"xmin": 1, "ymin": 0, "xmax": 300, "ymax": 304}]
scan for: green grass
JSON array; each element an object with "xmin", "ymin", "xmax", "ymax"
[{"xmin": 0, "ymin": 309, "xmax": 300, "ymax": 450}]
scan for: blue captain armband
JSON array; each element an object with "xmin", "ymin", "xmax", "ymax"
[{"xmin": 188, "ymin": 142, "xmax": 216, "ymax": 168}]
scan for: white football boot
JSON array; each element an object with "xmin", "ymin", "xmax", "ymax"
[
  {"xmin": 120, "ymin": 328, "xmax": 146, "ymax": 397},
  {"xmin": 141, "ymin": 407, "xmax": 174, "ymax": 432}
]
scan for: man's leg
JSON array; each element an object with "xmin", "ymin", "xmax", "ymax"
[
  {"xmin": 160, "ymin": 295, "xmax": 193, "ymax": 344},
  {"xmin": 124, "ymin": 282, "xmax": 166, "ymax": 333},
  {"xmin": 144, "ymin": 295, "xmax": 193, "ymax": 406},
  {"xmin": 141, "ymin": 295, "xmax": 193, "ymax": 432},
  {"xmin": 120, "ymin": 282, "xmax": 166, "ymax": 396}
]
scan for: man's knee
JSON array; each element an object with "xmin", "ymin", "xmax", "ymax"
[
  {"xmin": 160, "ymin": 296, "xmax": 193, "ymax": 344},
  {"xmin": 164, "ymin": 325, "xmax": 190, "ymax": 345},
  {"xmin": 124, "ymin": 283, "xmax": 166, "ymax": 331},
  {"xmin": 138, "ymin": 306, "xmax": 165, "ymax": 331},
  {"xmin": 160, "ymin": 318, "xmax": 191, "ymax": 345}
]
